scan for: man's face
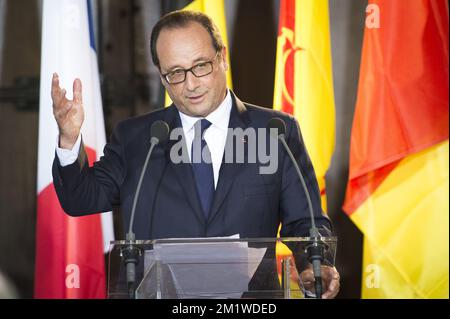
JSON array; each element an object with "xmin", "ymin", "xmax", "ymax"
[{"xmin": 156, "ymin": 22, "xmax": 228, "ymax": 117}]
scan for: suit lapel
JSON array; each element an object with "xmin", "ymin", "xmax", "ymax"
[
  {"xmin": 207, "ymin": 93, "xmax": 250, "ymax": 225},
  {"xmin": 164, "ymin": 105, "xmax": 206, "ymax": 225}
]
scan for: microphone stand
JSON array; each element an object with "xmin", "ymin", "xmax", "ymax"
[
  {"xmin": 277, "ymin": 135, "xmax": 325, "ymax": 299},
  {"xmin": 121, "ymin": 233, "xmax": 141, "ymax": 299},
  {"xmin": 121, "ymin": 137, "xmax": 158, "ymax": 299}
]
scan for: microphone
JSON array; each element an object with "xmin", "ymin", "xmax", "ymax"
[
  {"xmin": 267, "ymin": 117, "xmax": 325, "ymax": 299},
  {"xmin": 122, "ymin": 120, "xmax": 169, "ymax": 298}
]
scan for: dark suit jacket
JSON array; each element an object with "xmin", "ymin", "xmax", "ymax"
[{"xmin": 53, "ymin": 92, "xmax": 331, "ymax": 240}]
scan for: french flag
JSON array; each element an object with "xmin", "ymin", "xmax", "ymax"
[{"xmin": 35, "ymin": 0, "xmax": 114, "ymax": 298}]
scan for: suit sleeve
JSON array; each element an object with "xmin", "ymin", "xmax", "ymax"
[
  {"xmin": 279, "ymin": 116, "xmax": 332, "ymax": 237},
  {"xmin": 52, "ymin": 124, "xmax": 126, "ymax": 216}
]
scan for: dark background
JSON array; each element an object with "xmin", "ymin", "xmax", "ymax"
[{"xmin": 0, "ymin": 0, "xmax": 367, "ymax": 298}]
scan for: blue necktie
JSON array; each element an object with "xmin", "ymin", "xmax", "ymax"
[{"xmin": 191, "ymin": 119, "xmax": 215, "ymax": 219}]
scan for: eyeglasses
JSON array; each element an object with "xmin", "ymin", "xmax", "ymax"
[{"xmin": 161, "ymin": 52, "xmax": 219, "ymax": 84}]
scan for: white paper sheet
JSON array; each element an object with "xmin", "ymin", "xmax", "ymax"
[{"xmin": 143, "ymin": 235, "xmax": 267, "ymax": 298}]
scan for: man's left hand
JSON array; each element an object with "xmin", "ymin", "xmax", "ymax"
[{"xmin": 299, "ymin": 265, "xmax": 340, "ymax": 299}]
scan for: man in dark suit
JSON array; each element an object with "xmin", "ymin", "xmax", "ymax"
[{"xmin": 51, "ymin": 10, "xmax": 340, "ymax": 298}]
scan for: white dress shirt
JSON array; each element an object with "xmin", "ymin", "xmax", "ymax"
[
  {"xmin": 56, "ymin": 134, "xmax": 82, "ymax": 167},
  {"xmin": 56, "ymin": 90, "xmax": 233, "ymax": 189},
  {"xmin": 178, "ymin": 90, "xmax": 232, "ymax": 189}
]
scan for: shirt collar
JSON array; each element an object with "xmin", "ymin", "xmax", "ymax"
[{"xmin": 178, "ymin": 90, "xmax": 232, "ymax": 133}]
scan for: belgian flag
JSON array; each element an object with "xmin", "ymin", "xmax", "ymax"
[{"xmin": 344, "ymin": 0, "xmax": 449, "ymax": 298}]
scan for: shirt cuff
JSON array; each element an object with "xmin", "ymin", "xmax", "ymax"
[{"xmin": 56, "ymin": 134, "xmax": 82, "ymax": 167}]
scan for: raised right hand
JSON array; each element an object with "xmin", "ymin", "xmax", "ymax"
[{"xmin": 51, "ymin": 73, "xmax": 85, "ymax": 149}]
